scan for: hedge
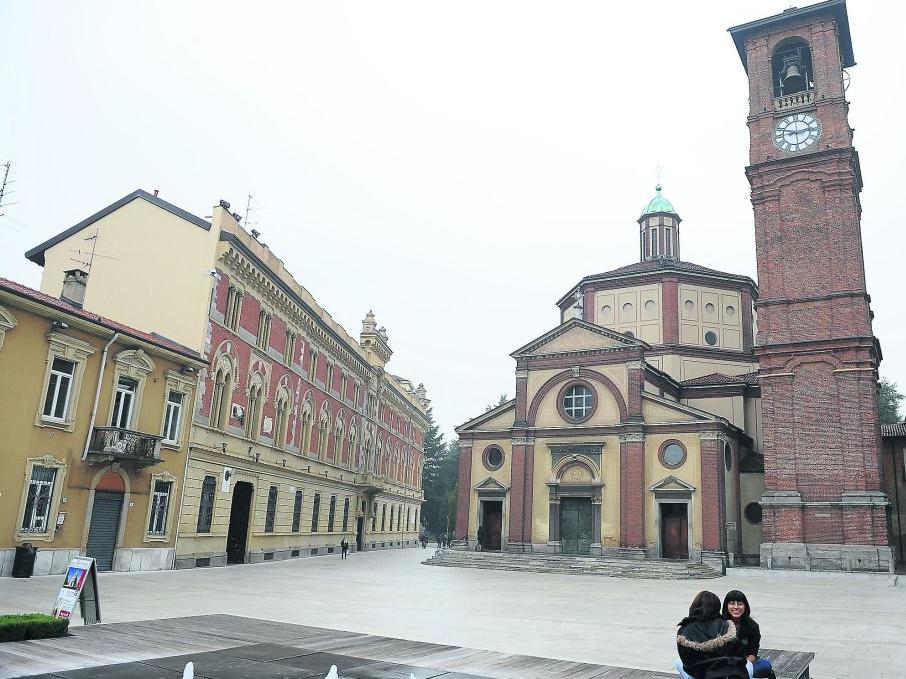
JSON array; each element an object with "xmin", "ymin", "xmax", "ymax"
[{"xmin": 0, "ymin": 613, "xmax": 69, "ymax": 642}]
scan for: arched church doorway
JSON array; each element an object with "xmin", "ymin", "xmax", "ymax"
[
  {"xmin": 560, "ymin": 497, "xmax": 593, "ymax": 555},
  {"xmin": 226, "ymin": 481, "xmax": 253, "ymax": 564},
  {"xmin": 480, "ymin": 500, "xmax": 502, "ymax": 550}
]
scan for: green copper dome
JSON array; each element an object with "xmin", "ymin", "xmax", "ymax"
[{"xmin": 641, "ymin": 184, "xmax": 677, "ymax": 216}]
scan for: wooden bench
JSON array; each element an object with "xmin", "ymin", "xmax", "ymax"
[{"xmin": 760, "ymin": 648, "xmax": 815, "ymax": 679}]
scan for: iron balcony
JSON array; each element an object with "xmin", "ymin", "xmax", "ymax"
[{"xmin": 88, "ymin": 426, "xmax": 163, "ymax": 468}]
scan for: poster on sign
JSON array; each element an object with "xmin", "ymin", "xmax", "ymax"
[{"xmin": 52, "ymin": 556, "xmax": 100, "ymax": 623}]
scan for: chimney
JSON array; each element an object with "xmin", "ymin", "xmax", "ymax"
[{"xmin": 61, "ymin": 269, "xmax": 88, "ymax": 308}]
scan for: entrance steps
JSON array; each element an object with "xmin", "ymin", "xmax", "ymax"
[{"xmin": 424, "ymin": 548, "xmax": 722, "ymax": 579}]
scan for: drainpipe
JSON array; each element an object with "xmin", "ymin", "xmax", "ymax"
[{"xmin": 82, "ymin": 332, "xmax": 120, "ymax": 461}]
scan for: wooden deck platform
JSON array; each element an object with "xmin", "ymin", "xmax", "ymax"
[{"xmin": 1, "ymin": 614, "xmax": 676, "ymax": 679}]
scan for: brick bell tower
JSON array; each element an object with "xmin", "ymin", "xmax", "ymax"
[{"xmin": 730, "ymin": 0, "xmax": 892, "ymax": 571}]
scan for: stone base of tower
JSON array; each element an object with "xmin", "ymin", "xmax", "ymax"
[
  {"xmin": 760, "ymin": 542, "xmax": 893, "ymax": 573},
  {"xmin": 760, "ymin": 490, "xmax": 893, "ymax": 572}
]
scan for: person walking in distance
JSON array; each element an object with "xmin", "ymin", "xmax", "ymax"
[
  {"xmin": 340, "ymin": 537, "xmax": 349, "ymax": 559},
  {"xmin": 476, "ymin": 524, "xmax": 485, "ymax": 551}
]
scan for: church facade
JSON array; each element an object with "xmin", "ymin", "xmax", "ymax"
[{"xmin": 455, "ymin": 0, "xmax": 894, "ymax": 572}]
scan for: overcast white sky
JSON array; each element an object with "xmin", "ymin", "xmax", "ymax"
[{"xmin": 2, "ymin": 1, "xmax": 904, "ymax": 440}]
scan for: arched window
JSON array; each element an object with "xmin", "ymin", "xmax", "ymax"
[
  {"xmin": 772, "ymin": 38, "xmax": 813, "ymax": 98},
  {"xmin": 210, "ymin": 368, "xmax": 233, "ymax": 430},
  {"xmin": 300, "ymin": 397, "xmax": 313, "ymax": 454},
  {"xmin": 317, "ymin": 413, "xmax": 330, "ymax": 458},
  {"xmin": 246, "ymin": 383, "xmax": 263, "ymax": 440},
  {"xmin": 273, "ymin": 392, "xmax": 289, "ymax": 448}
]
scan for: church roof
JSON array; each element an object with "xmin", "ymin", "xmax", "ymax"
[
  {"xmin": 558, "ymin": 259, "xmax": 757, "ymax": 308},
  {"xmin": 681, "ymin": 372, "xmax": 760, "ymax": 387},
  {"xmin": 641, "ymin": 184, "xmax": 676, "ymax": 217},
  {"xmin": 881, "ymin": 423, "xmax": 906, "ymax": 438}
]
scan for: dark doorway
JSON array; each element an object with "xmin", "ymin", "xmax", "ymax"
[
  {"xmin": 356, "ymin": 516, "xmax": 364, "ymax": 551},
  {"xmin": 227, "ymin": 481, "xmax": 253, "ymax": 564},
  {"xmin": 480, "ymin": 500, "xmax": 503, "ymax": 551},
  {"xmin": 560, "ymin": 497, "xmax": 593, "ymax": 555},
  {"xmin": 86, "ymin": 491, "xmax": 124, "ymax": 571},
  {"xmin": 661, "ymin": 502, "xmax": 689, "ymax": 559}
]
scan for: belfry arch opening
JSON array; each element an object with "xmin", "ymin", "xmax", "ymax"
[{"xmin": 772, "ymin": 39, "xmax": 813, "ymax": 97}]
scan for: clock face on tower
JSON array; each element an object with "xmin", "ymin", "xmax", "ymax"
[{"xmin": 774, "ymin": 113, "xmax": 821, "ymax": 153}]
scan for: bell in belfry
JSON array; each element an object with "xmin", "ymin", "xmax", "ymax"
[{"xmin": 782, "ymin": 61, "xmax": 806, "ymax": 94}]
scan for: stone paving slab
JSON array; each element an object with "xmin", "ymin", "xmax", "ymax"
[{"xmin": 1, "ymin": 549, "xmax": 901, "ymax": 678}]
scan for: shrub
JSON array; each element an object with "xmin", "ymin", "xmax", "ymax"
[{"xmin": 0, "ymin": 614, "xmax": 69, "ymax": 642}]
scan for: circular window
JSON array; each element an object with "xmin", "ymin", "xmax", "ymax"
[
  {"xmin": 684, "ymin": 300, "xmax": 695, "ymax": 311},
  {"xmin": 601, "ymin": 305, "xmax": 612, "ymax": 318},
  {"xmin": 659, "ymin": 440, "xmax": 687, "ymax": 469},
  {"xmin": 560, "ymin": 382, "xmax": 596, "ymax": 422},
  {"xmin": 483, "ymin": 445, "xmax": 504, "ymax": 471},
  {"xmin": 705, "ymin": 302, "xmax": 715, "ymax": 314},
  {"xmin": 704, "ymin": 331, "xmax": 718, "ymax": 346},
  {"xmin": 744, "ymin": 502, "xmax": 763, "ymax": 525},
  {"xmin": 624, "ymin": 330, "xmax": 635, "ymax": 338},
  {"xmin": 622, "ymin": 302, "xmax": 633, "ymax": 313},
  {"xmin": 724, "ymin": 442, "xmax": 732, "ymax": 471},
  {"xmin": 644, "ymin": 299, "xmax": 656, "ymax": 312},
  {"xmin": 725, "ymin": 305, "xmax": 736, "ymax": 317}
]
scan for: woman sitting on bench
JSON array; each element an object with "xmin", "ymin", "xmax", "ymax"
[
  {"xmin": 676, "ymin": 591, "xmax": 750, "ymax": 679},
  {"xmin": 722, "ymin": 590, "xmax": 775, "ymax": 679}
]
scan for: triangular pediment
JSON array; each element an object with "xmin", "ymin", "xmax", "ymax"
[
  {"xmin": 474, "ymin": 476, "xmax": 510, "ymax": 493},
  {"xmin": 511, "ymin": 318, "xmax": 649, "ymax": 358},
  {"xmin": 456, "ymin": 399, "xmax": 516, "ymax": 432},
  {"xmin": 649, "ymin": 475, "xmax": 696, "ymax": 493}
]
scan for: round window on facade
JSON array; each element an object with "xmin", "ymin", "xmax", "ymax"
[
  {"xmin": 744, "ymin": 502, "xmax": 763, "ymax": 525},
  {"xmin": 705, "ymin": 302, "xmax": 715, "ymax": 314},
  {"xmin": 725, "ymin": 305, "xmax": 736, "ymax": 317},
  {"xmin": 684, "ymin": 300, "xmax": 695, "ymax": 311},
  {"xmin": 659, "ymin": 440, "xmax": 687, "ymax": 469},
  {"xmin": 483, "ymin": 445, "xmax": 504, "ymax": 471},
  {"xmin": 704, "ymin": 331, "xmax": 718, "ymax": 346},
  {"xmin": 624, "ymin": 330, "xmax": 635, "ymax": 338},
  {"xmin": 622, "ymin": 302, "xmax": 633, "ymax": 313},
  {"xmin": 560, "ymin": 382, "xmax": 596, "ymax": 422},
  {"xmin": 601, "ymin": 305, "xmax": 612, "ymax": 319},
  {"xmin": 724, "ymin": 442, "xmax": 732, "ymax": 471},
  {"xmin": 644, "ymin": 299, "xmax": 656, "ymax": 312}
]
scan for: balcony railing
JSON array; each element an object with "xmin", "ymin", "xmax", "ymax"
[
  {"xmin": 774, "ymin": 90, "xmax": 814, "ymax": 111},
  {"xmin": 356, "ymin": 472, "xmax": 386, "ymax": 493},
  {"xmin": 88, "ymin": 427, "xmax": 163, "ymax": 468}
]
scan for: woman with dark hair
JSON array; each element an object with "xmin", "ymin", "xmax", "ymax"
[
  {"xmin": 675, "ymin": 591, "xmax": 750, "ymax": 679},
  {"xmin": 722, "ymin": 590, "xmax": 775, "ymax": 679}
]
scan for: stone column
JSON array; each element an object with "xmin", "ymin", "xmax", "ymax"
[
  {"xmin": 591, "ymin": 480, "xmax": 603, "ymax": 556},
  {"xmin": 547, "ymin": 486, "xmax": 561, "ymax": 554},
  {"xmin": 618, "ymin": 432, "xmax": 646, "ymax": 552},
  {"xmin": 454, "ymin": 439, "xmax": 473, "ymax": 545}
]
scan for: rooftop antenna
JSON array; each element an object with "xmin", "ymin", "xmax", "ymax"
[
  {"xmin": 69, "ymin": 228, "xmax": 118, "ymax": 273},
  {"xmin": 244, "ymin": 193, "xmax": 265, "ymax": 232},
  {"xmin": 0, "ymin": 161, "xmax": 16, "ymax": 218}
]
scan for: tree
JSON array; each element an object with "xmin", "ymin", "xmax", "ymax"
[
  {"xmin": 879, "ymin": 377, "xmax": 904, "ymax": 425},
  {"xmin": 421, "ymin": 410, "xmax": 462, "ymax": 536},
  {"xmin": 484, "ymin": 393, "xmax": 509, "ymax": 412}
]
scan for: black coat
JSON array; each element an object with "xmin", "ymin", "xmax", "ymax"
[
  {"xmin": 731, "ymin": 617, "xmax": 761, "ymax": 659},
  {"xmin": 677, "ymin": 615, "xmax": 747, "ymax": 679}
]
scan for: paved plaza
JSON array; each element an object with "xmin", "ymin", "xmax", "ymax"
[{"xmin": 1, "ymin": 548, "xmax": 903, "ymax": 678}]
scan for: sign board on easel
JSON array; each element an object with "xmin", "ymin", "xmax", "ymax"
[{"xmin": 51, "ymin": 556, "xmax": 101, "ymax": 624}]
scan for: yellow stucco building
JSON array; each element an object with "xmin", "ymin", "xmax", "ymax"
[
  {"xmin": 24, "ymin": 189, "xmax": 429, "ymax": 570},
  {"xmin": 455, "ymin": 187, "xmax": 765, "ymax": 569},
  {"xmin": 0, "ymin": 275, "xmax": 205, "ymax": 576}
]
